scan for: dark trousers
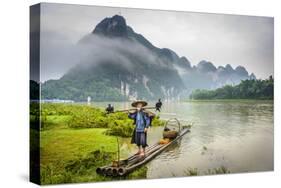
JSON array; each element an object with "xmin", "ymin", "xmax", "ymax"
[{"xmin": 131, "ymin": 128, "xmax": 148, "ymax": 147}]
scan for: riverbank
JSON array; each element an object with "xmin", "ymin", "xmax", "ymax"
[
  {"xmin": 184, "ymin": 99, "xmax": 274, "ymax": 103},
  {"xmin": 30, "ymin": 101, "xmax": 273, "ymax": 184},
  {"xmin": 30, "ymin": 103, "xmax": 164, "ymax": 184},
  {"xmin": 40, "ymin": 127, "xmax": 148, "ymax": 184},
  {"xmin": 189, "ymin": 77, "xmax": 274, "ymax": 100}
]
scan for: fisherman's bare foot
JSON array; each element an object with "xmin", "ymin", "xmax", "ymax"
[
  {"xmin": 140, "ymin": 152, "xmax": 145, "ymax": 157},
  {"xmin": 136, "ymin": 150, "xmax": 141, "ymax": 155}
]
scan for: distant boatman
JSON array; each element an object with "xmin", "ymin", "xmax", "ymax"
[
  {"xmin": 155, "ymin": 99, "xmax": 163, "ymax": 112},
  {"xmin": 106, "ymin": 104, "xmax": 114, "ymax": 114},
  {"xmin": 128, "ymin": 100, "xmax": 151, "ymax": 157}
]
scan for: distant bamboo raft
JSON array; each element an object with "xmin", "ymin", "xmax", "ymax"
[{"xmin": 96, "ymin": 127, "xmax": 190, "ymax": 176}]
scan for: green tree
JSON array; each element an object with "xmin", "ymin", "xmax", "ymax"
[{"xmin": 190, "ymin": 76, "xmax": 273, "ymax": 100}]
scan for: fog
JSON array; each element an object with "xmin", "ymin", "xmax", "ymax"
[
  {"xmin": 77, "ymin": 34, "xmax": 167, "ymax": 69},
  {"xmin": 40, "ymin": 31, "xmax": 172, "ymax": 82},
  {"xmin": 39, "ymin": 3, "xmax": 274, "ymax": 81}
]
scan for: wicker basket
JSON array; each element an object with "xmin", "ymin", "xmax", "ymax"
[
  {"xmin": 162, "ymin": 118, "xmax": 181, "ymax": 139},
  {"xmin": 163, "ymin": 130, "xmax": 178, "ymax": 139}
]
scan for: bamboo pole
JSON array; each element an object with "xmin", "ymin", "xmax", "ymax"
[
  {"xmin": 114, "ymin": 106, "xmax": 156, "ymax": 113},
  {"xmin": 96, "ymin": 127, "xmax": 191, "ymax": 177},
  {"xmin": 96, "ymin": 143, "xmax": 160, "ymax": 175},
  {"xmin": 126, "ymin": 144, "xmax": 163, "ymax": 167}
]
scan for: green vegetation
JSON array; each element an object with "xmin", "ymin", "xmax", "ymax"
[
  {"xmin": 190, "ymin": 76, "xmax": 273, "ymax": 100},
  {"xmin": 39, "ymin": 125, "xmax": 118, "ymax": 184},
  {"xmin": 40, "ymin": 149, "xmax": 114, "ymax": 184},
  {"xmin": 33, "ymin": 103, "xmax": 165, "ymax": 133},
  {"xmin": 41, "ymin": 53, "xmax": 184, "ymax": 102},
  {"xmin": 41, "ymin": 77, "xmax": 127, "ymax": 102},
  {"xmin": 206, "ymin": 166, "xmax": 230, "ymax": 175},
  {"xmin": 184, "ymin": 166, "xmax": 230, "ymax": 176},
  {"xmin": 185, "ymin": 168, "xmax": 199, "ymax": 176},
  {"xmin": 30, "ymin": 103, "xmax": 165, "ymax": 184},
  {"xmin": 106, "ymin": 113, "xmax": 165, "ymax": 137},
  {"xmin": 40, "ymin": 133, "xmax": 148, "ymax": 185}
]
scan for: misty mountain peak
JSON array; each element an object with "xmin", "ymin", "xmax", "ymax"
[
  {"xmin": 44, "ymin": 15, "xmax": 256, "ymax": 101},
  {"xmin": 179, "ymin": 57, "xmax": 191, "ymax": 69},
  {"xmin": 225, "ymin": 64, "xmax": 234, "ymax": 71},
  {"xmin": 93, "ymin": 15, "xmax": 128, "ymax": 37},
  {"xmin": 235, "ymin": 66, "xmax": 248, "ymax": 77},
  {"xmin": 197, "ymin": 60, "xmax": 217, "ymax": 72},
  {"xmin": 250, "ymin": 73, "xmax": 256, "ymax": 80}
]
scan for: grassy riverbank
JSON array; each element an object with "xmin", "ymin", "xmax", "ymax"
[
  {"xmin": 189, "ymin": 77, "xmax": 273, "ymax": 100},
  {"xmin": 40, "ymin": 127, "xmax": 147, "ymax": 184},
  {"xmin": 30, "ymin": 103, "xmax": 164, "ymax": 184}
]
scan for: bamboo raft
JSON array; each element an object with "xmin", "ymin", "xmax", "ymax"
[{"xmin": 96, "ymin": 124, "xmax": 190, "ymax": 177}]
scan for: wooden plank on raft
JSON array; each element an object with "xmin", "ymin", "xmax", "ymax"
[{"xmin": 96, "ymin": 128, "xmax": 190, "ymax": 176}]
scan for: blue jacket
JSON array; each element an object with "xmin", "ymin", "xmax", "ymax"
[{"xmin": 128, "ymin": 111, "xmax": 150, "ymax": 132}]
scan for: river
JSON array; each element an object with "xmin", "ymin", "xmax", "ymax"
[{"xmin": 92, "ymin": 100, "xmax": 274, "ymax": 178}]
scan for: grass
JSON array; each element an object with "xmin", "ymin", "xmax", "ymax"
[
  {"xmin": 37, "ymin": 103, "xmax": 165, "ymax": 134},
  {"xmin": 184, "ymin": 166, "xmax": 230, "ymax": 176},
  {"xmin": 41, "ymin": 115, "xmax": 71, "ymax": 130},
  {"xmin": 40, "ymin": 128, "xmax": 117, "ymax": 164},
  {"xmin": 209, "ymin": 166, "xmax": 230, "ymax": 174},
  {"xmin": 30, "ymin": 103, "xmax": 163, "ymax": 184},
  {"xmin": 40, "ymin": 127, "xmax": 149, "ymax": 184},
  {"xmin": 184, "ymin": 168, "xmax": 199, "ymax": 176}
]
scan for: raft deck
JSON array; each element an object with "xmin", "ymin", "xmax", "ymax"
[{"xmin": 96, "ymin": 127, "xmax": 190, "ymax": 176}]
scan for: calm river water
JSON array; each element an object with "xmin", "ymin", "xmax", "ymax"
[{"xmin": 92, "ymin": 100, "xmax": 273, "ymax": 177}]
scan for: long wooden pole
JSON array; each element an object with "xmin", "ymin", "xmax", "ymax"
[{"xmin": 114, "ymin": 106, "xmax": 156, "ymax": 113}]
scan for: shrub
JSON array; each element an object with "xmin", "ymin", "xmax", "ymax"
[
  {"xmin": 38, "ymin": 104, "xmax": 166, "ymax": 136},
  {"xmin": 40, "ymin": 149, "xmax": 114, "ymax": 185},
  {"xmin": 151, "ymin": 115, "xmax": 165, "ymax": 126},
  {"xmin": 67, "ymin": 106, "xmax": 108, "ymax": 128},
  {"xmin": 105, "ymin": 119, "xmax": 134, "ymax": 137}
]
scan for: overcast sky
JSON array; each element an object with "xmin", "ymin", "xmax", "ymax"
[{"xmin": 40, "ymin": 3, "xmax": 274, "ymax": 81}]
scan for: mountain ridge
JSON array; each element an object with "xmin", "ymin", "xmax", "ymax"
[{"xmin": 41, "ymin": 15, "xmax": 255, "ymax": 101}]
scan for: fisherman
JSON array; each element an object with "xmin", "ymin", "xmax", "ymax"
[
  {"xmin": 105, "ymin": 104, "xmax": 114, "ymax": 114},
  {"xmin": 128, "ymin": 100, "xmax": 151, "ymax": 157},
  {"xmin": 155, "ymin": 98, "xmax": 162, "ymax": 112}
]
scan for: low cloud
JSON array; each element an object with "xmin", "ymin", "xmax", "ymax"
[
  {"xmin": 40, "ymin": 3, "xmax": 274, "ymax": 80},
  {"xmin": 41, "ymin": 31, "xmax": 171, "ymax": 82}
]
